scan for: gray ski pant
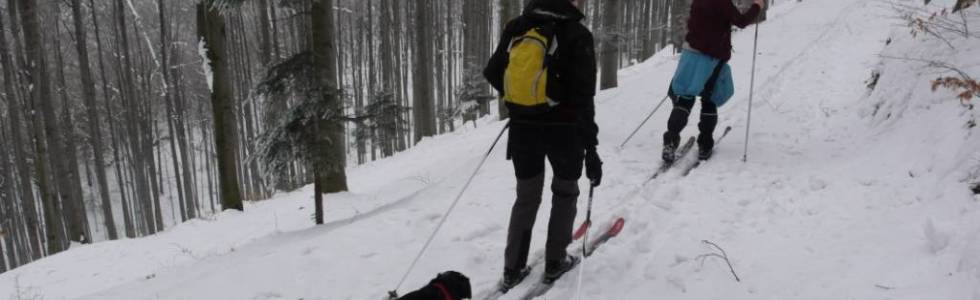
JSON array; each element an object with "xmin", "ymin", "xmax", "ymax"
[{"xmin": 504, "ymin": 174, "xmax": 581, "ymax": 272}]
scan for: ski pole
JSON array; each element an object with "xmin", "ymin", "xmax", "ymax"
[
  {"xmin": 582, "ymin": 185, "xmax": 594, "ymax": 257},
  {"xmin": 388, "ymin": 123, "xmax": 510, "ymax": 299},
  {"xmin": 620, "ymin": 95, "xmax": 670, "ymax": 149},
  {"xmin": 573, "ymin": 185, "xmax": 595, "ymax": 241},
  {"xmin": 742, "ymin": 21, "xmax": 760, "ymax": 163},
  {"xmin": 574, "ymin": 186, "xmax": 594, "ymax": 300}
]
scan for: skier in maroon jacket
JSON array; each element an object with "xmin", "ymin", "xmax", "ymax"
[{"xmin": 662, "ymin": 0, "xmax": 764, "ymax": 162}]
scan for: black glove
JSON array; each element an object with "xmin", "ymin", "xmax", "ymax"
[
  {"xmin": 431, "ymin": 271, "xmax": 471, "ymax": 299},
  {"xmin": 585, "ymin": 147, "xmax": 603, "ymax": 187}
]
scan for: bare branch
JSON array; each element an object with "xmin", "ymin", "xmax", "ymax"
[
  {"xmin": 696, "ymin": 240, "xmax": 741, "ymax": 282},
  {"xmin": 878, "ymin": 55, "xmax": 975, "ymax": 80}
]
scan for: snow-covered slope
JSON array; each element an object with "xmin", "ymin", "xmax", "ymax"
[{"xmin": 3, "ymin": 0, "xmax": 979, "ymax": 299}]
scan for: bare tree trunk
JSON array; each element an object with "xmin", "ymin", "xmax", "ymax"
[
  {"xmin": 393, "ymin": 1, "xmax": 408, "ymax": 152},
  {"xmin": 379, "ymin": 0, "xmax": 394, "ymax": 157},
  {"xmin": 70, "ymin": 0, "xmax": 117, "ymax": 241},
  {"xmin": 312, "ymin": 0, "xmax": 348, "ymax": 196},
  {"xmin": 113, "ymin": 0, "xmax": 152, "ymax": 236},
  {"xmin": 201, "ymin": 105, "xmax": 217, "ymax": 214},
  {"xmin": 18, "ymin": 0, "xmax": 69, "ymax": 254},
  {"xmin": 600, "ymin": 0, "xmax": 621, "ymax": 90},
  {"xmin": 0, "ymin": 97, "xmax": 15, "ymax": 270},
  {"xmin": 199, "ymin": 0, "xmax": 243, "ymax": 211},
  {"xmin": 308, "ymin": 0, "xmax": 345, "ymax": 224},
  {"xmin": 134, "ymin": 36, "xmax": 164, "ymax": 233},
  {"xmin": 0, "ymin": 0, "xmax": 41, "ymax": 258},
  {"xmin": 52, "ymin": 6, "xmax": 91, "ymax": 243},
  {"xmin": 257, "ymin": 0, "xmax": 273, "ymax": 66},
  {"xmin": 171, "ymin": 53, "xmax": 199, "ymax": 219},
  {"xmin": 413, "ymin": 0, "xmax": 436, "ymax": 143},
  {"xmin": 155, "ymin": 0, "xmax": 191, "ymax": 223},
  {"xmin": 659, "ymin": 0, "xmax": 670, "ymax": 51}
]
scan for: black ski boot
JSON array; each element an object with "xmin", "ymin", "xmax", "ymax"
[
  {"xmin": 499, "ymin": 266, "xmax": 531, "ymax": 292},
  {"xmin": 697, "ymin": 132, "xmax": 715, "ymax": 161},
  {"xmin": 662, "ymin": 133, "xmax": 680, "ymax": 163},
  {"xmin": 543, "ymin": 255, "xmax": 580, "ymax": 284},
  {"xmin": 698, "ymin": 147, "xmax": 713, "ymax": 160}
]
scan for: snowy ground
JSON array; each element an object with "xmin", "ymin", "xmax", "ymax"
[{"xmin": 3, "ymin": 0, "xmax": 980, "ymax": 299}]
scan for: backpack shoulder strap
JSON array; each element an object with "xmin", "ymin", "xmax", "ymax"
[{"xmin": 539, "ymin": 22, "xmax": 559, "ymax": 55}]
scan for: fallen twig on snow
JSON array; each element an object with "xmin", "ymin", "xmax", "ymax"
[{"xmin": 696, "ymin": 240, "xmax": 741, "ymax": 282}]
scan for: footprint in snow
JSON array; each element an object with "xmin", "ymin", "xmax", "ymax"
[
  {"xmin": 633, "ymin": 238, "xmax": 653, "ymax": 254},
  {"xmin": 923, "ymin": 219, "xmax": 951, "ymax": 254},
  {"xmin": 667, "ymin": 275, "xmax": 687, "ymax": 293},
  {"xmin": 808, "ymin": 176, "xmax": 829, "ymax": 191},
  {"xmin": 251, "ymin": 292, "xmax": 283, "ymax": 299},
  {"xmin": 653, "ymin": 200, "xmax": 674, "ymax": 211},
  {"xmin": 455, "ymin": 224, "xmax": 503, "ymax": 242},
  {"xmin": 669, "ymin": 255, "xmax": 690, "ymax": 268}
]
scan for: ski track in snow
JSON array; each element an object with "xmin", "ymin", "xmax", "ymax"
[{"xmin": 3, "ymin": 0, "xmax": 980, "ymax": 299}]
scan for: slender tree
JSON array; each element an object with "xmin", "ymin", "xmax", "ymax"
[
  {"xmin": 18, "ymin": 0, "xmax": 71, "ymax": 253},
  {"xmin": 71, "ymin": 0, "xmax": 117, "ymax": 240},
  {"xmin": 199, "ymin": 0, "xmax": 243, "ymax": 211},
  {"xmin": 0, "ymin": 0, "xmax": 41, "ymax": 260},
  {"xmin": 413, "ymin": 0, "xmax": 437, "ymax": 143},
  {"xmin": 600, "ymin": 0, "xmax": 621, "ymax": 89}
]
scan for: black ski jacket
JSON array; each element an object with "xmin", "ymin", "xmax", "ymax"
[{"xmin": 484, "ymin": 0, "xmax": 599, "ymax": 149}]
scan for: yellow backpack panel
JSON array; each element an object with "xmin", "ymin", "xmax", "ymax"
[{"xmin": 504, "ymin": 27, "xmax": 558, "ymax": 115}]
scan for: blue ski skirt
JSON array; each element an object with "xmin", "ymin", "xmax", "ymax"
[{"xmin": 670, "ymin": 49, "xmax": 735, "ymax": 107}]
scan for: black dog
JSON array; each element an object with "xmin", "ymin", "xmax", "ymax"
[{"xmin": 398, "ymin": 271, "xmax": 471, "ymax": 300}]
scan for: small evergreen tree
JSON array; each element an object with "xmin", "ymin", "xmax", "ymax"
[
  {"xmin": 254, "ymin": 51, "xmax": 346, "ymax": 224},
  {"xmin": 454, "ymin": 64, "xmax": 496, "ymax": 128},
  {"xmin": 353, "ymin": 91, "xmax": 411, "ymax": 158}
]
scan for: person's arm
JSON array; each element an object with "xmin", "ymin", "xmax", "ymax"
[
  {"xmin": 569, "ymin": 30, "xmax": 599, "ymax": 149},
  {"xmin": 568, "ymin": 29, "xmax": 602, "ymax": 186},
  {"xmin": 723, "ymin": 0, "xmax": 763, "ymax": 29},
  {"xmin": 484, "ymin": 22, "xmax": 514, "ymax": 93}
]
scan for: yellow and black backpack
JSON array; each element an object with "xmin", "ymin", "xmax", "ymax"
[{"xmin": 503, "ymin": 24, "xmax": 559, "ymax": 115}]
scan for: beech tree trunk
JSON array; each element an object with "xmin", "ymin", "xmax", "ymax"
[
  {"xmin": 600, "ymin": 0, "xmax": 621, "ymax": 90},
  {"xmin": 199, "ymin": 0, "xmax": 243, "ymax": 211}
]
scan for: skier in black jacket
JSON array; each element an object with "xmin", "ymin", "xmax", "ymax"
[{"xmin": 483, "ymin": 0, "xmax": 602, "ymax": 290}]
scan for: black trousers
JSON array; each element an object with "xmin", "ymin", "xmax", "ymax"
[
  {"xmin": 663, "ymin": 96, "xmax": 719, "ymax": 150},
  {"xmin": 504, "ymin": 122, "xmax": 583, "ymax": 271}
]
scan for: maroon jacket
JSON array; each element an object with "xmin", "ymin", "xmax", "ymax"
[{"xmin": 686, "ymin": 0, "xmax": 761, "ymax": 62}]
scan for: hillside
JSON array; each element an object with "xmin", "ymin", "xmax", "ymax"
[{"xmin": 2, "ymin": 0, "xmax": 979, "ymax": 299}]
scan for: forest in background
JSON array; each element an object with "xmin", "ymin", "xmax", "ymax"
[{"xmin": 0, "ymin": 0, "xmax": 767, "ymax": 273}]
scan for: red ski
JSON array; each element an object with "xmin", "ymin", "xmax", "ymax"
[{"xmin": 518, "ymin": 217, "xmax": 625, "ymax": 300}]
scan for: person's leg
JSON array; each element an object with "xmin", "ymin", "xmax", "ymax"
[
  {"xmin": 697, "ymin": 97, "xmax": 719, "ymax": 157},
  {"xmin": 663, "ymin": 95, "xmax": 696, "ymax": 161},
  {"xmin": 504, "ymin": 125, "xmax": 546, "ymax": 276},
  {"xmin": 545, "ymin": 177, "xmax": 579, "ymax": 263},
  {"xmin": 504, "ymin": 171, "xmax": 544, "ymax": 272},
  {"xmin": 543, "ymin": 130, "xmax": 584, "ymax": 267},
  {"xmin": 695, "ymin": 60, "xmax": 725, "ymax": 159}
]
